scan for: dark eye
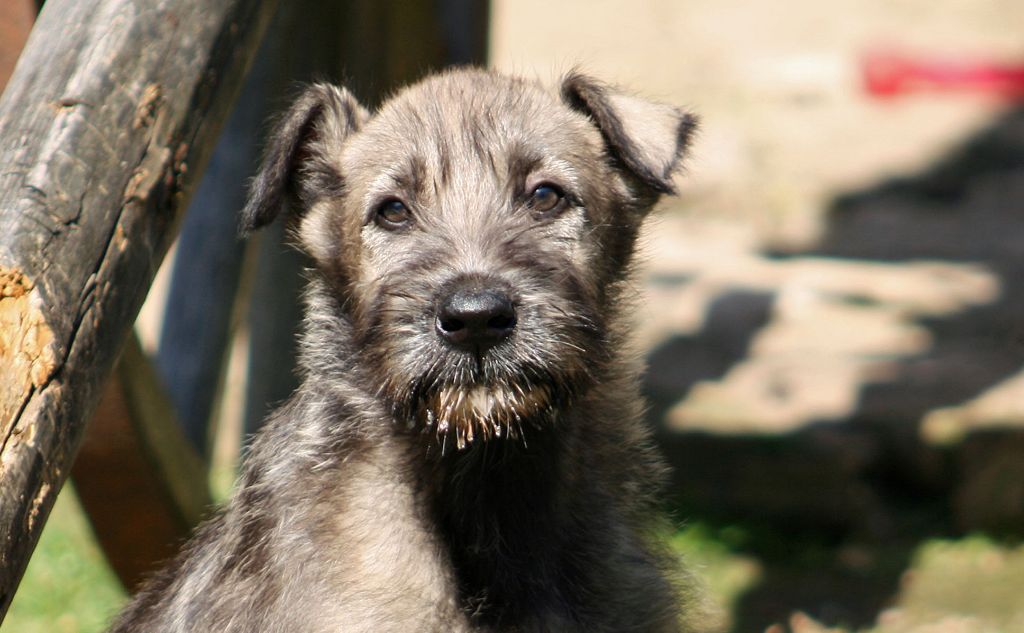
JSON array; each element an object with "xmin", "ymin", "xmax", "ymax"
[
  {"xmin": 527, "ymin": 184, "xmax": 566, "ymax": 216},
  {"xmin": 375, "ymin": 199, "xmax": 412, "ymax": 230}
]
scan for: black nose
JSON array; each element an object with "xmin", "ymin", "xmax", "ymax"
[{"xmin": 436, "ymin": 287, "xmax": 517, "ymax": 351}]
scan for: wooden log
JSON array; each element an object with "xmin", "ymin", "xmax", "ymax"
[{"xmin": 0, "ymin": 0, "xmax": 277, "ymax": 619}]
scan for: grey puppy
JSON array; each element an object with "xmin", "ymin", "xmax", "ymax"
[{"xmin": 110, "ymin": 68, "xmax": 698, "ymax": 633}]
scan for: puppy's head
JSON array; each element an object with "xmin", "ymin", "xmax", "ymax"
[{"xmin": 243, "ymin": 69, "xmax": 696, "ymax": 449}]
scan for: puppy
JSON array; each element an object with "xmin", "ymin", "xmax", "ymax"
[{"xmin": 110, "ymin": 68, "xmax": 698, "ymax": 633}]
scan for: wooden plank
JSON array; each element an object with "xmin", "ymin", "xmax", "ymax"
[
  {"xmin": 0, "ymin": 0, "xmax": 277, "ymax": 619},
  {"xmin": 73, "ymin": 334, "xmax": 212, "ymax": 591}
]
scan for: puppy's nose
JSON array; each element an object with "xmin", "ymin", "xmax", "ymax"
[{"xmin": 436, "ymin": 288, "xmax": 516, "ymax": 351}]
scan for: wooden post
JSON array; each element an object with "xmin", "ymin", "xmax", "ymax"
[{"xmin": 0, "ymin": 0, "xmax": 277, "ymax": 619}]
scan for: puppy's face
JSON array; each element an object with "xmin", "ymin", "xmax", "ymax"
[{"xmin": 243, "ymin": 70, "xmax": 695, "ymax": 448}]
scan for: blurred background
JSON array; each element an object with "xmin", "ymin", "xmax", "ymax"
[{"xmin": 3, "ymin": 0, "xmax": 1024, "ymax": 631}]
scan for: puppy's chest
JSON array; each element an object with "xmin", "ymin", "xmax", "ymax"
[
  {"xmin": 318, "ymin": 439, "xmax": 575, "ymax": 628},
  {"xmin": 313, "ymin": 455, "xmax": 471, "ymax": 629}
]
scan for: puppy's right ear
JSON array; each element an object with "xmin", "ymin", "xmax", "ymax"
[
  {"xmin": 561, "ymin": 72, "xmax": 697, "ymax": 196},
  {"xmin": 240, "ymin": 83, "xmax": 369, "ymax": 235}
]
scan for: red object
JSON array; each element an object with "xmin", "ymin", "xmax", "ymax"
[{"xmin": 863, "ymin": 50, "xmax": 1024, "ymax": 99}]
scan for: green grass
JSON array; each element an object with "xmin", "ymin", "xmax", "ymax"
[
  {"xmin": 3, "ymin": 484, "xmax": 125, "ymax": 633},
  {"xmin": 670, "ymin": 522, "xmax": 763, "ymax": 608},
  {"xmin": 668, "ymin": 521, "xmax": 764, "ymax": 631}
]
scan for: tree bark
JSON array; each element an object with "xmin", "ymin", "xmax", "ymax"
[{"xmin": 0, "ymin": 0, "xmax": 276, "ymax": 619}]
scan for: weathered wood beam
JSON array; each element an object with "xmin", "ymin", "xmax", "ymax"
[{"xmin": 0, "ymin": 0, "xmax": 277, "ymax": 619}]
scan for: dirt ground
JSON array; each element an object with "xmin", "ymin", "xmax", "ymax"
[{"xmin": 491, "ymin": 1, "xmax": 1024, "ymax": 632}]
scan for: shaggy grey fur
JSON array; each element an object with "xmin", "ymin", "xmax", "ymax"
[{"xmin": 110, "ymin": 68, "xmax": 698, "ymax": 633}]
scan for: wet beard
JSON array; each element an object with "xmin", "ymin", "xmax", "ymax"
[{"xmin": 398, "ymin": 381, "xmax": 560, "ymax": 451}]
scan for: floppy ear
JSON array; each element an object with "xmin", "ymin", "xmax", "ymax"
[
  {"xmin": 561, "ymin": 72, "xmax": 697, "ymax": 195},
  {"xmin": 240, "ymin": 83, "xmax": 369, "ymax": 235}
]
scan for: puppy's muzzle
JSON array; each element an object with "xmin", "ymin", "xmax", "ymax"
[{"xmin": 435, "ymin": 283, "xmax": 516, "ymax": 353}]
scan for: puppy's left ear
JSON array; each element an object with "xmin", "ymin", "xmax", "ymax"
[
  {"xmin": 561, "ymin": 72, "xmax": 697, "ymax": 195},
  {"xmin": 241, "ymin": 83, "xmax": 369, "ymax": 235}
]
